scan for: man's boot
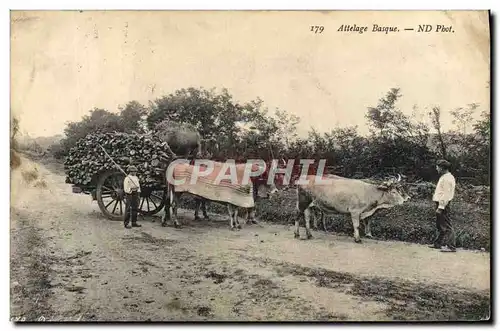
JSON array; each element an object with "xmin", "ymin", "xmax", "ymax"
[
  {"xmin": 124, "ymin": 222, "xmax": 132, "ymax": 229},
  {"xmin": 132, "ymin": 222, "xmax": 142, "ymax": 228}
]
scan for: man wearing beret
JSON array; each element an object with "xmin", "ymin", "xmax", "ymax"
[
  {"xmin": 123, "ymin": 165, "xmax": 142, "ymax": 229},
  {"xmin": 429, "ymin": 159, "xmax": 456, "ymax": 252}
]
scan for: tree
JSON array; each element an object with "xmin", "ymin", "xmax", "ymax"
[
  {"xmin": 434, "ymin": 104, "xmax": 489, "ymax": 184},
  {"xmin": 474, "ymin": 111, "xmax": 490, "ymax": 145},
  {"xmin": 147, "ymin": 87, "xmax": 248, "ymax": 158},
  {"xmin": 366, "ymin": 88, "xmax": 402, "ymax": 137},
  {"xmin": 470, "ymin": 111, "xmax": 490, "ymax": 184},
  {"xmin": 274, "ymin": 108, "xmax": 300, "ymax": 152},
  {"xmin": 367, "ymin": 88, "xmax": 429, "ymax": 144},
  {"xmin": 450, "ymin": 103, "xmax": 478, "ymax": 135},
  {"xmin": 147, "ymin": 87, "xmax": 300, "ymax": 160},
  {"xmin": 287, "ymin": 137, "xmax": 312, "ymax": 160},
  {"xmin": 147, "ymin": 87, "xmax": 244, "ymax": 138},
  {"xmin": 327, "ymin": 126, "xmax": 366, "ymax": 176},
  {"xmin": 60, "ymin": 108, "xmax": 123, "ymax": 155},
  {"xmin": 237, "ymin": 101, "xmax": 279, "ymax": 159},
  {"xmin": 307, "ymin": 129, "xmax": 330, "ymax": 160},
  {"xmin": 429, "ymin": 106, "xmax": 448, "ymax": 159},
  {"xmin": 364, "ymin": 88, "xmax": 434, "ymax": 178},
  {"xmin": 119, "ymin": 101, "xmax": 148, "ymax": 133}
]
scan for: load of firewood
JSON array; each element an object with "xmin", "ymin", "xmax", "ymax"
[{"xmin": 64, "ymin": 132, "xmax": 173, "ymax": 187}]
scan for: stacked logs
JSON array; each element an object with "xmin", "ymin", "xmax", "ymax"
[{"xmin": 64, "ymin": 132, "xmax": 172, "ymax": 188}]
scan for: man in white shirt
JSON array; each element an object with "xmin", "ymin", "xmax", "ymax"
[
  {"xmin": 429, "ymin": 159, "xmax": 456, "ymax": 252},
  {"xmin": 123, "ymin": 165, "xmax": 142, "ymax": 229}
]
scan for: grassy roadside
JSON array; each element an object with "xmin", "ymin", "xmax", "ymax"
[{"xmin": 179, "ymin": 189, "xmax": 490, "ymax": 252}]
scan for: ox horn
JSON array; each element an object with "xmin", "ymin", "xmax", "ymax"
[{"xmin": 397, "ymin": 174, "xmax": 402, "ymax": 182}]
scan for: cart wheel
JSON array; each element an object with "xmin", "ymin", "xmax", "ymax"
[
  {"xmin": 96, "ymin": 170, "xmax": 126, "ymax": 221},
  {"xmin": 138, "ymin": 188, "xmax": 166, "ymax": 216}
]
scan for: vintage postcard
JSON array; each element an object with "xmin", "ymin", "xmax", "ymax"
[{"xmin": 10, "ymin": 10, "xmax": 491, "ymax": 322}]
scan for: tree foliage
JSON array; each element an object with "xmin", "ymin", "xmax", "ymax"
[
  {"xmin": 59, "ymin": 102, "xmax": 149, "ymax": 156},
  {"xmin": 429, "ymin": 106, "xmax": 448, "ymax": 159},
  {"xmin": 119, "ymin": 101, "xmax": 148, "ymax": 133},
  {"xmin": 450, "ymin": 103, "xmax": 478, "ymax": 135},
  {"xmin": 364, "ymin": 88, "xmax": 434, "ymax": 179}
]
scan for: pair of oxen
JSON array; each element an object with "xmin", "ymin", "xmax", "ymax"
[
  {"xmin": 157, "ymin": 126, "xmax": 410, "ymax": 243},
  {"xmin": 160, "ymin": 157, "xmax": 409, "ymax": 244}
]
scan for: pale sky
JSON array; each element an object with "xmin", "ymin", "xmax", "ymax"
[{"xmin": 11, "ymin": 10, "xmax": 490, "ymax": 137}]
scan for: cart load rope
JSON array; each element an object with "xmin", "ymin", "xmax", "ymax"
[{"xmin": 170, "ymin": 161, "xmax": 264, "ymax": 208}]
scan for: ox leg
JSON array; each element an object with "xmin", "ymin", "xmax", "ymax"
[
  {"xmin": 194, "ymin": 199, "xmax": 209, "ymax": 221},
  {"xmin": 171, "ymin": 193, "xmax": 181, "ymax": 228},
  {"xmin": 304, "ymin": 208, "xmax": 313, "ymax": 239},
  {"xmin": 201, "ymin": 200, "xmax": 210, "ymax": 220},
  {"xmin": 228, "ymin": 205, "xmax": 241, "ymax": 230},
  {"xmin": 312, "ymin": 209, "xmax": 319, "ymax": 230},
  {"xmin": 246, "ymin": 207, "xmax": 258, "ymax": 225},
  {"xmin": 295, "ymin": 187, "xmax": 312, "ymax": 239},
  {"xmin": 247, "ymin": 184, "xmax": 259, "ymax": 225},
  {"xmin": 194, "ymin": 199, "xmax": 201, "ymax": 221},
  {"xmin": 312, "ymin": 210, "xmax": 326, "ymax": 232},
  {"xmin": 161, "ymin": 188, "xmax": 171, "ymax": 227},
  {"xmin": 351, "ymin": 212, "xmax": 362, "ymax": 243},
  {"xmin": 294, "ymin": 216, "xmax": 301, "ymax": 239},
  {"xmin": 228, "ymin": 205, "xmax": 235, "ymax": 230},
  {"xmin": 364, "ymin": 218, "xmax": 373, "ymax": 238},
  {"xmin": 234, "ymin": 207, "xmax": 241, "ymax": 229}
]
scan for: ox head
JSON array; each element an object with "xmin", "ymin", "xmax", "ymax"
[{"xmin": 376, "ymin": 174, "xmax": 411, "ymax": 205}]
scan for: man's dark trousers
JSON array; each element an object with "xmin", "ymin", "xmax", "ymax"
[
  {"xmin": 124, "ymin": 191, "xmax": 139, "ymax": 227},
  {"xmin": 433, "ymin": 202, "xmax": 456, "ymax": 249}
]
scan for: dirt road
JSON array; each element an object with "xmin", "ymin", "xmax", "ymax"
[{"xmin": 10, "ymin": 156, "xmax": 491, "ymax": 321}]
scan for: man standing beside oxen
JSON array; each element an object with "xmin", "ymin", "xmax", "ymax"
[{"xmin": 429, "ymin": 159, "xmax": 457, "ymax": 253}]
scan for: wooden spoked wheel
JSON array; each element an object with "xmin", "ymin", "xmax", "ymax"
[
  {"xmin": 96, "ymin": 170, "xmax": 127, "ymax": 221},
  {"xmin": 96, "ymin": 170, "xmax": 166, "ymax": 221},
  {"xmin": 138, "ymin": 187, "xmax": 166, "ymax": 216}
]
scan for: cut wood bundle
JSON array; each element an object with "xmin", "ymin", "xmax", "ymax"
[{"xmin": 64, "ymin": 132, "xmax": 171, "ymax": 187}]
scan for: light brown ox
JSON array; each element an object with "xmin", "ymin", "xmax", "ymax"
[{"xmin": 295, "ymin": 174, "xmax": 410, "ymax": 243}]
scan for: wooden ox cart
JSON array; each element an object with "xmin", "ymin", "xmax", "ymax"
[{"xmin": 65, "ymin": 131, "xmax": 173, "ymax": 221}]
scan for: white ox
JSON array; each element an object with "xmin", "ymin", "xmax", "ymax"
[{"xmin": 295, "ymin": 174, "xmax": 410, "ymax": 243}]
